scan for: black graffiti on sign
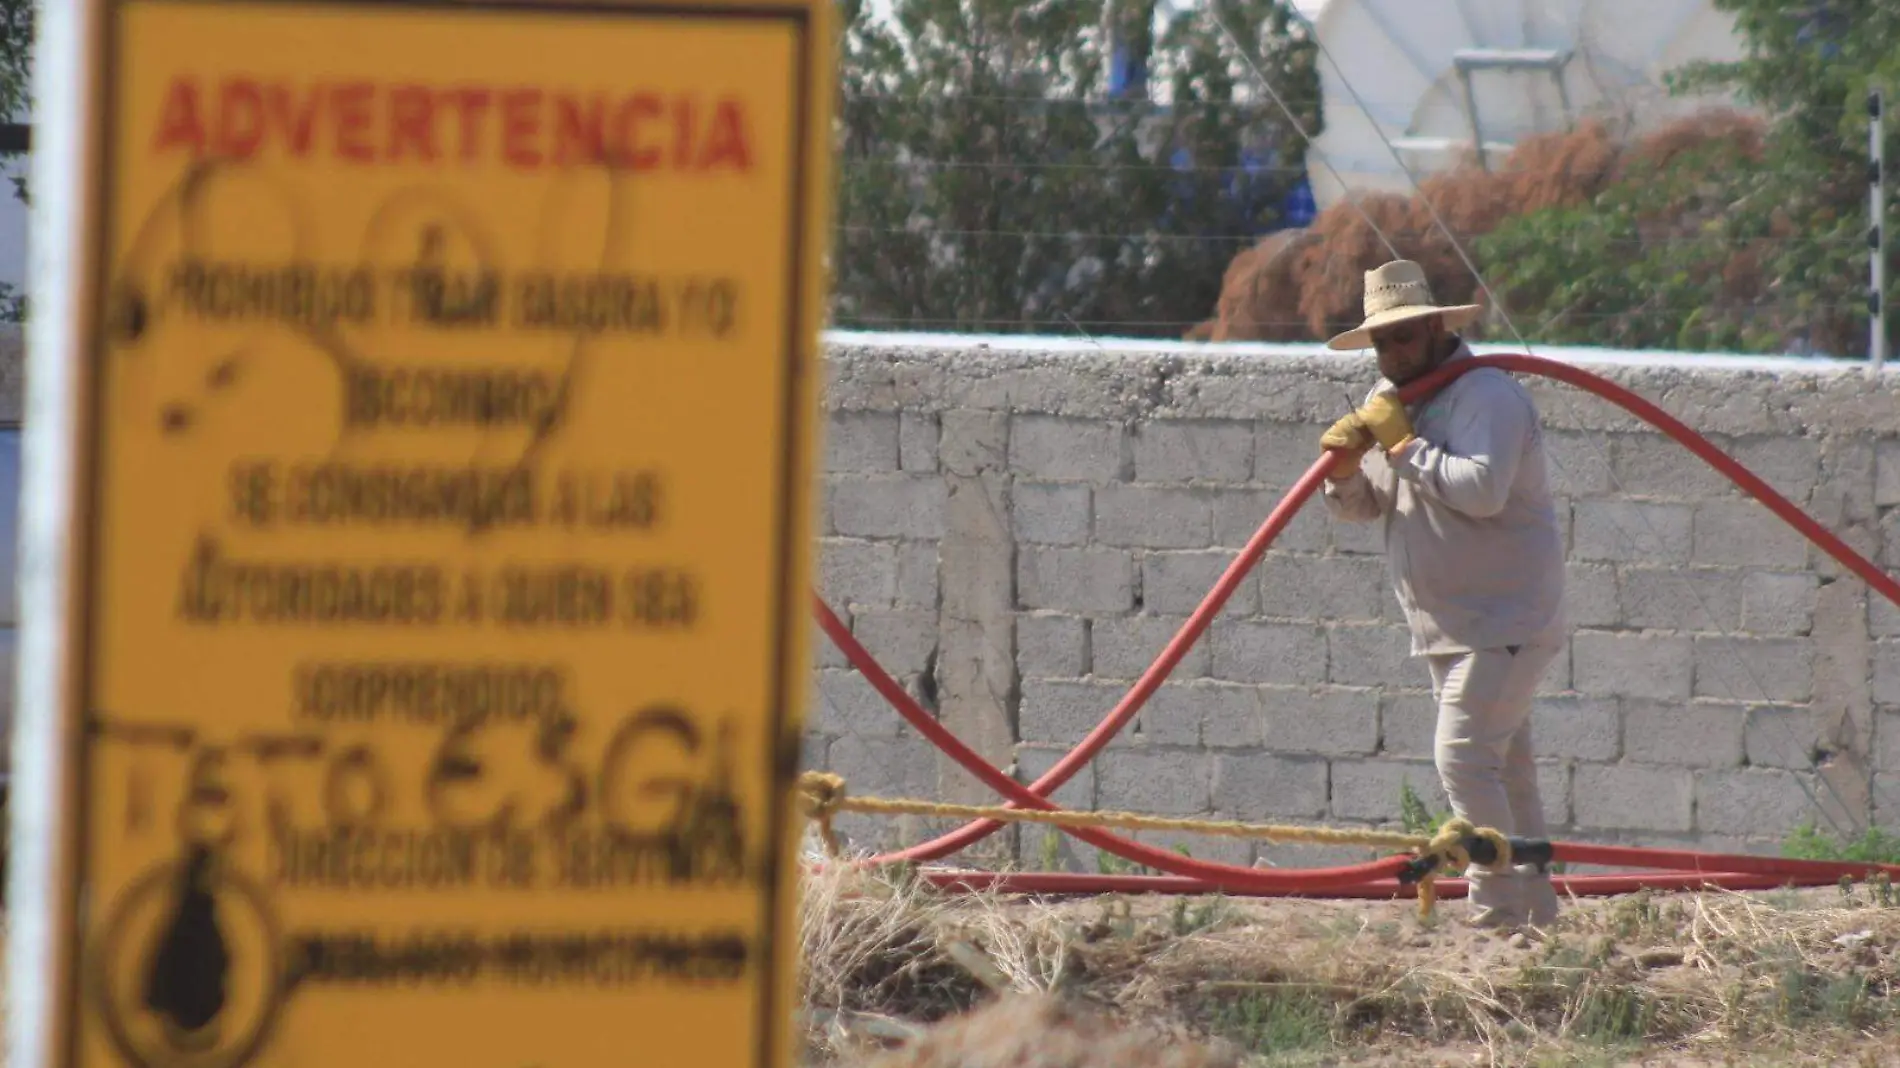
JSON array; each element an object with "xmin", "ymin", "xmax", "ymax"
[
  {"xmin": 95, "ymin": 700, "xmax": 756, "ymax": 888},
  {"xmin": 106, "ymin": 146, "xmax": 656, "ymax": 465}
]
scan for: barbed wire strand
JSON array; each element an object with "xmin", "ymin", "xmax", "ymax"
[
  {"xmin": 836, "ymin": 222, "xmax": 1867, "ymax": 251},
  {"xmin": 1215, "ymin": 6, "xmax": 1863, "ymax": 834}
]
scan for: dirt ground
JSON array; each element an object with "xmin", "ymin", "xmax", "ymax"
[{"xmin": 800, "ymin": 866, "xmax": 1900, "ymax": 1068}]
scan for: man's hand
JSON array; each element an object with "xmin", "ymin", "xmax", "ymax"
[
  {"xmin": 1319, "ymin": 414, "xmax": 1372, "ymax": 479},
  {"xmin": 1355, "ymin": 392, "xmax": 1415, "ymax": 452}
]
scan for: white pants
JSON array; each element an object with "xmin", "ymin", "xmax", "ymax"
[{"xmin": 1427, "ymin": 643, "xmax": 1562, "ymax": 927}]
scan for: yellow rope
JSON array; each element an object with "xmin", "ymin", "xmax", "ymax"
[{"xmin": 794, "ymin": 771, "xmax": 1517, "ymax": 919}]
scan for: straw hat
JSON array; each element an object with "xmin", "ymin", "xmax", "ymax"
[{"xmin": 1325, "ymin": 259, "xmax": 1483, "ymax": 351}]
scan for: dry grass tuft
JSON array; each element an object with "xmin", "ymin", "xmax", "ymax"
[{"xmin": 801, "ymin": 866, "xmax": 1900, "ymax": 1068}]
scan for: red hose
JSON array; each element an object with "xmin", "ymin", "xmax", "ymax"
[
  {"xmin": 815, "ymin": 595, "xmax": 1416, "ymax": 891},
  {"xmin": 815, "ymin": 353, "xmax": 1900, "ymax": 894},
  {"xmin": 920, "ymin": 869, "xmax": 1861, "ymax": 899},
  {"xmin": 1553, "ymin": 841, "xmax": 1900, "ymax": 882},
  {"xmin": 870, "ymin": 456, "xmax": 1339, "ymax": 863}
]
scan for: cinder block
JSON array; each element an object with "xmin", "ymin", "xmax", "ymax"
[
  {"xmin": 1536, "ymin": 761, "xmax": 1572, "ymax": 828},
  {"xmin": 939, "ymin": 410, "xmax": 1008, "ymax": 477},
  {"xmin": 1018, "ymin": 679, "xmax": 1122, "ymax": 744},
  {"xmin": 1729, "ymin": 436, "xmax": 1820, "ymax": 505},
  {"xmin": 1572, "ymin": 501, "xmax": 1692, "ymax": 563},
  {"xmin": 1208, "ymin": 621, "xmax": 1328, "ymax": 685},
  {"xmin": 1622, "ymin": 699, "xmax": 1744, "ymax": 768},
  {"xmin": 1743, "ymin": 703, "xmax": 1818, "ymax": 770},
  {"xmin": 1211, "ymin": 488, "xmax": 1329, "ymax": 552},
  {"xmin": 1142, "ymin": 550, "xmax": 1260, "ymax": 617},
  {"xmin": 1009, "ymin": 415, "xmax": 1126, "ymax": 481},
  {"xmin": 1258, "ymin": 552, "xmax": 1387, "ymax": 622},
  {"xmin": 819, "ymin": 537, "xmax": 896, "ymax": 609},
  {"xmin": 1325, "ymin": 623, "xmax": 1417, "ymax": 688},
  {"xmin": 1211, "ymin": 753, "xmax": 1329, "ymax": 820},
  {"xmin": 1329, "ymin": 759, "xmax": 1445, "ymax": 822},
  {"xmin": 1380, "ymin": 692, "xmax": 1438, "ymax": 758},
  {"xmin": 1693, "ymin": 636, "xmax": 1812, "ymax": 703},
  {"xmin": 825, "ymin": 733, "xmax": 939, "ymax": 802},
  {"xmin": 1093, "ymin": 615, "xmax": 1208, "ymax": 680},
  {"xmin": 1565, "ymin": 563, "xmax": 1619, "ymax": 628},
  {"xmin": 896, "ymin": 541, "xmax": 940, "ymax": 609},
  {"xmin": 1617, "ymin": 566, "xmax": 1741, "ymax": 631},
  {"xmin": 1134, "ymin": 419, "xmax": 1254, "ymax": 483},
  {"xmin": 1572, "ymin": 764, "xmax": 1694, "ymax": 832},
  {"xmin": 900, "ymin": 411, "xmax": 940, "ymax": 473},
  {"xmin": 1095, "ymin": 485, "xmax": 1212, "ymax": 549},
  {"xmin": 1177, "ymin": 682, "xmax": 1264, "ymax": 748},
  {"xmin": 812, "ymin": 668, "xmax": 911, "ymax": 738},
  {"xmin": 1876, "ymin": 439, "xmax": 1900, "ymax": 508},
  {"xmin": 1017, "ymin": 613, "xmax": 1088, "ymax": 678},
  {"xmin": 1254, "ymin": 421, "xmax": 1327, "ymax": 488},
  {"xmin": 1017, "ymin": 547, "xmax": 1135, "ymax": 614},
  {"xmin": 1878, "ymin": 709, "xmax": 1900, "ymax": 774},
  {"xmin": 1695, "ymin": 768, "xmax": 1818, "ymax": 836},
  {"xmin": 1014, "ymin": 744, "xmax": 1096, "ymax": 810},
  {"xmin": 1872, "ymin": 641, "xmax": 1900, "ymax": 705},
  {"xmin": 812, "ymin": 625, "xmax": 848, "ymax": 669},
  {"xmin": 852, "ymin": 607, "xmax": 940, "ymax": 678},
  {"xmin": 1877, "ymin": 774, "xmax": 1900, "ymax": 831},
  {"xmin": 1544, "ymin": 430, "xmax": 1615, "ymax": 497},
  {"xmin": 1741, "ymin": 572, "xmax": 1819, "ymax": 636},
  {"xmin": 1692, "ymin": 500, "xmax": 1808, "ymax": 568},
  {"xmin": 1572, "ymin": 631, "xmax": 1692, "ymax": 700},
  {"xmin": 1256, "ymin": 685, "xmax": 1378, "ymax": 755},
  {"xmin": 1012, "ymin": 482, "xmax": 1091, "ymax": 545},
  {"xmin": 1869, "ymin": 594, "xmax": 1900, "ymax": 639},
  {"xmin": 1613, "ymin": 432, "xmax": 1732, "ymax": 498},
  {"xmin": 1530, "ymin": 695, "xmax": 1620, "ymax": 761},
  {"xmin": 1139, "ymin": 683, "xmax": 1209, "ymax": 746},
  {"xmin": 1536, "ymin": 641, "xmax": 1572, "ymax": 696},
  {"xmin": 1096, "ymin": 746, "xmax": 1211, "ymax": 816},
  {"xmin": 830, "ymin": 475, "xmax": 947, "ymax": 539},
  {"xmin": 827, "ymin": 409, "xmax": 901, "ymax": 472}
]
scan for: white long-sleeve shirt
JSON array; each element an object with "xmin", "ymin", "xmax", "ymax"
[{"xmin": 1323, "ymin": 342, "xmax": 1567, "ymax": 655}]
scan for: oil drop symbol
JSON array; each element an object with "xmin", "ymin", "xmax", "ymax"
[{"xmin": 139, "ymin": 841, "xmax": 231, "ymax": 1052}]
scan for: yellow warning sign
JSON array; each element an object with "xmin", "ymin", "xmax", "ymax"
[{"xmin": 65, "ymin": 1, "xmax": 832, "ymax": 1066}]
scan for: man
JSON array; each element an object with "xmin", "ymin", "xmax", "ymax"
[{"xmin": 1317, "ymin": 259, "xmax": 1566, "ymax": 932}]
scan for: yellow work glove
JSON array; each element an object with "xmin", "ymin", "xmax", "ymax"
[
  {"xmin": 1318, "ymin": 414, "xmax": 1372, "ymax": 479},
  {"xmin": 1355, "ymin": 392, "xmax": 1415, "ymax": 452}
]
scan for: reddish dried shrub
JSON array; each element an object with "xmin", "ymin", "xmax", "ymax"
[{"xmin": 1201, "ymin": 109, "xmax": 1767, "ymax": 344}]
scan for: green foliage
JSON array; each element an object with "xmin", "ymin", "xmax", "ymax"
[
  {"xmin": 829, "ymin": 0, "xmax": 1319, "ymax": 337},
  {"xmin": 1202, "ymin": 989, "xmax": 1331, "ymax": 1056},
  {"xmin": 1397, "ymin": 780, "xmax": 1450, "ymax": 837},
  {"xmin": 0, "ymin": 0, "xmax": 28, "ymax": 323},
  {"xmin": 1477, "ymin": 0, "xmax": 1899, "ymax": 358},
  {"xmin": 1781, "ymin": 821, "xmax": 1900, "ymax": 866}
]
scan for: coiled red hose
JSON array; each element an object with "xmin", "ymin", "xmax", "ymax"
[{"xmin": 815, "ymin": 353, "xmax": 1900, "ymax": 893}]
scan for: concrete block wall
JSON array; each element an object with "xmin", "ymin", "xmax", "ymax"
[{"xmin": 807, "ymin": 337, "xmax": 1900, "ymax": 870}]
